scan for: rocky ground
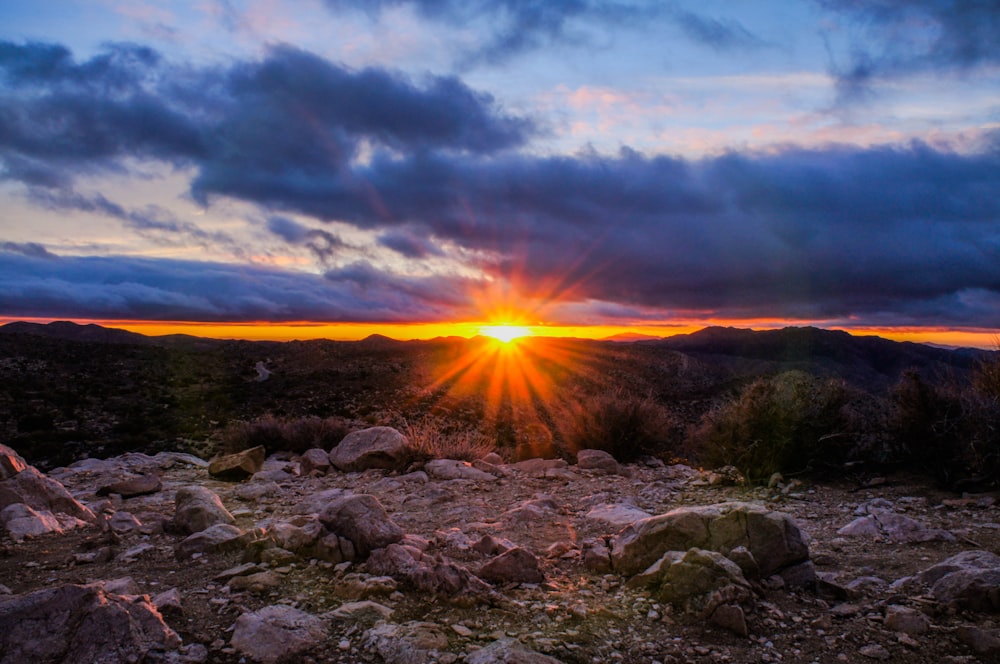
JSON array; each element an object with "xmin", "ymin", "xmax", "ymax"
[{"xmin": 3, "ymin": 433, "xmax": 1000, "ymax": 663}]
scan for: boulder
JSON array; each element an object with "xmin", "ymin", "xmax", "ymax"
[
  {"xmin": 629, "ymin": 548, "xmax": 753, "ymax": 616},
  {"xmin": 172, "ymin": 486, "xmax": 234, "ymax": 534},
  {"xmin": 837, "ymin": 511, "xmax": 955, "ymax": 543},
  {"xmin": 328, "ymin": 427, "xmax": 413, "ymax": 472},
  {"xmin": 576, "ymin": 449, "xmax": 620, "ymax": 474},
  {"xmin": 884, "ymin": 605, "xmax": 930, "ymax": 634},
  {"xmin": 0, "ymin": 583, "xmax": 180, "ymax": 663},
  {"xmin": 478, "ymin": 547, "xmax": 545, "ymax": 584},
  {"xmin": 0, "ymin": 503, "xmax": 88, "ymax": 539},
  {"xmin": 318, "ymin": 494, "xmax": 403, "ymax": 557},
  {"xmin": 466, "ymin": 637, "xmax": 563, "ymax": 663},
  {"xmin": 363, "ymin": 621, "xmax": 450, "ymax": 664},
  {"xmin": 611, "ymin": 502, "xmax": 810, "ymax": 578},
  {"xmin": 511, "ymin": 458, "xmax": 567, "ymax": 476},
  {"xmin": 425, "ymin": 459, "xmax": 498, "ymax": 481},
  {"xmin": 919, "ymin": 550, "xmax": 1000, "ymax": 612},
  {"xmin": 299, "ymin": 448, "xmax": 331, "ymax": 475},
  {"xmin": 0, "ymin": 444, "xmax": 27, "ymax": 480},
  {"xmin": 95, "ymin": 474, "xmax": 162, "ymax": 498},
  {"xmin": 208, "ymin": 446, "xmax": 266, "ymax": 481},
  {"xmin": 175, "ymin": 523, "xmax": 246, "ymax": 559},
  {"xmin": 367, "ymin": 543, "xmax": 494, "ymax": 606},
  {"xmin": 583, "ymin": 503, "xmax": 652, "ymax": 531},
  {"xmin": 0, "ymin": 466, "xmax": 94, "ymax": 522},
  {"xmin": 230, "ymin": 605, "xmax": 327, "ymax": 664}
]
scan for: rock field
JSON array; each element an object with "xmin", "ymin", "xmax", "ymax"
[{"xmin": 3, "ymin": 434, "xmax": 1000, "ymax": 663}]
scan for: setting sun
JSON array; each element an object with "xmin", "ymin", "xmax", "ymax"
[{"xmin": 479, "ymin": 324, "xmax": 532, "ymax": 343}]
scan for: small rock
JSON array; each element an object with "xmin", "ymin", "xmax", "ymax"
[
  {"xmin": 884, "ymin": 605, "xmax": 930, "ymax": 635},
  {"xmin": 858, "ymin": 644, "xmax": 891, "ymax": 660},
  {"xmin": 208, "ymin": 446, "xmax": 266, "ymax": 481},
  {"xmin": 576, "ymin": 449, "xmax": 620, "ymax": 474},
  {"xmin": 711, "ymin": 604, "xmax": 748, "ymax": 637},
  {"xmin": 175, "ymin": 523, "xmax": 246, "ymax": 559},
  {"xmin": 230, "ymin": 605, "xmax": 327, "ymax": 664},
  {"xmin": 330, "ymin": 600, "xmax": 394, "ymax": 620},
  {"xmin": 466, "ymin": 637, "xmax": 563, "ymax": 663},
  {"xmin": 173, "ymin": 486, "xmax": 234, "ymax": 534},
  {"xmin": 478, "ymin": 547, "xmax": 545, "ymax": 584},
  {"xmin": 95, "ymin": 474, "xmax": 162, "ymax": 498},
  {"xmin": 956, "ymin": 625, "xmax": 1000, "ymax": 656},
  {"xmin": 299, "ymin": 448, "xmax": 331, "ymax": 475}
]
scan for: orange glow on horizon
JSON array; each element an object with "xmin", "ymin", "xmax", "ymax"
[{"xmin": 0, "ymin": 317, "xmax": 996, "ymax": 349}]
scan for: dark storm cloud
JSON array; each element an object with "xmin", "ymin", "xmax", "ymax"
[
  {"xmin": 0, "ymin": 250, "xmax": 478, "ymax": 323},
  {"xmin": 819, "ymin": 0, "xmax": 1000, "ymax": 101},
  {"xmin": 0, "ymin": 242, "xmax": 57, "ymax": 259},
  {"xmin": 0, "ymin": 41, "xmax": 532, "ymax": 191},
  {"xmin": 266, "ymin": 216, "xmax": 348, "ymax": 265},
  {"xmin": 28, "ymin": 188, "xmax": 241, "ymax": 254},
  {"xmin": 378, "ymin": 227, "xmax": 444, "ymax": 258},
  {"xmin": 2, "ymin": 40, "xmax": 999, "ymax": 329}
]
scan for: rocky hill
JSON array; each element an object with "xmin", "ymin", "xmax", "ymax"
[{"xmin": 3, "ymin": 435, "xmax": 1000, "ymax": 663}]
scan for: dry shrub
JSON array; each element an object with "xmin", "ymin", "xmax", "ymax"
[
  {"xmin": 403, "ymin": 417, "xmax": 497, "ymax": 462},
  {"xmin": 217, "ymin": 415, "xmax": 352, "ymax": 455},
  {"xmin": 561, "ymin": 389, "xmax": 675, "ymax": 462},
  {"xmin": 692, "ymin": 371, "xmax": 871, "ymax": 483},
  {"xmin": 891, "ymin": 351, "xmax": 1000, "ymax": 487}
]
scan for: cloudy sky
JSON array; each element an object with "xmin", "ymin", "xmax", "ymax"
[{"xmin": 0, "ymin": 1, "xmax": 998, "ymax": 343}]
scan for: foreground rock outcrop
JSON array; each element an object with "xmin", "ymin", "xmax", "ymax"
[
  {"xmin": 0, "ymin": 583, "xmax": 181, "ymax": 664},
  {"xmin": 2, "ymin": 433, "xmax": 999, "ymax": 663}
]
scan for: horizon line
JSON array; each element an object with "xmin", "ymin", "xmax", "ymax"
[{"xmin": 1, "ymin": 317, "xmax": 998, "ymax": 350}]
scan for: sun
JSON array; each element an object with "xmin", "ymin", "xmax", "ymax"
[{"xmin": 479, "ymin": 324, "xmax": 532, "ymax": 343}]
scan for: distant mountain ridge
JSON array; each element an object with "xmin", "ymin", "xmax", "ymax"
[
  {"xmin": 655, "ymin": 325, "xmax": 990, "ymax": 389},
  {"xmin": 1, "ymin": 321, "xmax": 992, "ymax": 391},
  {"xmin": 0, "ymin": 321, "xmax": 223, "ymax": 350}
]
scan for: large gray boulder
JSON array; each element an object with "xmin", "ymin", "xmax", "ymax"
[
  {"xmin": 329, "ymin": 426, "xmax": 413, "ymax": 472},
  {"xmin": 172, "ymin": 486, "xmax": 234, "ymax": 534},
  {"xmin": 611, "ymin": 502, "xmax": 809, "ymax": 578},
  {"xmin": 368, "ymin": 543, "xmax": 494, "ymax": 606},
  {"xmin": 230, "ymin": 605, "xmax": 327, "ymax": 664},
  {"xmin": 919, "ymin": 550, "xmax": 1000, "ymax": 612},
  {"xmin": 318, "ymin": 494, "xmax": 403, "ymax": 557},
  {"xmin": 0, "ymin": 583, "xmax": 181, "ymax": 664},
  {"xmin": 1, "ymin": 503, "xmax": 88, "ymax": 540},
  {"xmin": 175, "ymin": 523, "xmax": 247, "ymax": 559},
  {"xmin": 0, "ymin": 465, "xmax": 94, "ymax": 523}
]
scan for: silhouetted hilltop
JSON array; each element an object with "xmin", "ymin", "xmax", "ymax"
[
  {"xmin": 657, "ymin": 325, "xmax": 986, "ymax": 389},
  {"xmin": 0, "ymin": 320, "xmax": 224, "ymax": 350}
]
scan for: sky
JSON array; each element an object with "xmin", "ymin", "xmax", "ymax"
[{"xmin": 0, "ymin": 1, "xmax": 998, "ymax": 345}]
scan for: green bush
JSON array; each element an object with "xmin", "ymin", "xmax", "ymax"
[
  {"xmin": 561, "ymin": 389, "xmax": 675, "ymax": 462},
  {"xmin": 692, "ymin": 371, "xmax": 870, "ymax": 483},
  {"xmin": 217, "ymin": 415, "xmax": 352, "ymax": 455}
]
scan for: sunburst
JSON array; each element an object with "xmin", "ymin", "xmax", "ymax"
[{"xmin": 478, "ymin": 324, "xmax": 532, "ymax": 343}]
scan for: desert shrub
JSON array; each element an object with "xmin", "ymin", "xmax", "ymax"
[
  {"xmin": 692, "ymin": 371, "xmax": 870, "ymax": 483},
  {"xmin": 403, "ymin": 417, "xmax": 497, "ymax": 461},
  {"xmin": 561, "ymin": 389, "xmax": 675, "ymax": 462},
  {"xmin": 891, "ymin": 353, "xmax": 1000, "ymax": 487},
  {"xmin": 217, "ymin": 415, "xmax": 352, "ymax": 455}
]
